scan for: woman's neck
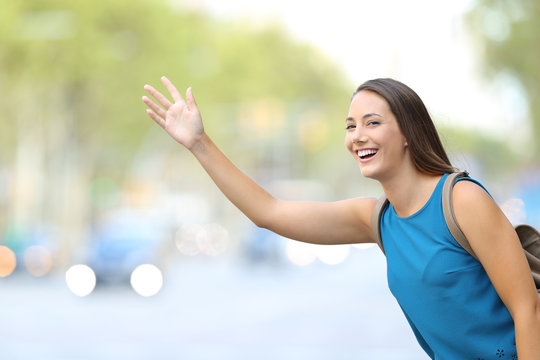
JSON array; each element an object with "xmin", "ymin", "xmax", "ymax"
[{"xmin": 380, "ymin": 169, "xmax": 443, "ymax": 218}]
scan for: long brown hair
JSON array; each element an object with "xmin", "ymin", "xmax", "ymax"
[{"xmin": 355, "ymin": 78, "xmax": 455, "ymax": 175}]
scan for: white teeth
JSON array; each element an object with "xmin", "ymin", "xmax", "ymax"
[{"xmin": 358, "ymin": 149, "xmax": 378, "ymax": 158}]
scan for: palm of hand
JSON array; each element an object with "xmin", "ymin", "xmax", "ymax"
[
  {"xmin": 143, "ymin": 77, "xmax": 204, "ymax": 150},
  {"xmin": 165, "ymin": 101, "xmax": 203, "ymax": 148}
]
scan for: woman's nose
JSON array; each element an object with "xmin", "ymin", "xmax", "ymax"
[{"xmin": 352, "ymin": 129, "xmax": 367, "ymax": 144}]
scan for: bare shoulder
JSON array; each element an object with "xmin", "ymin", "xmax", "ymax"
[
  {"xmin": 452, "ymin": 178, "xmax": 514, "ymax": 250},
  {"xmin": 452, "ymin": 179, "xmax": 488, "ymax": 197},
  {"xmin": 452, "ymin": 179, "xmax": 494, "ymax": 213}
]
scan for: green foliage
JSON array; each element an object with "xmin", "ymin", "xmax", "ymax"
[
  {"xmin": 439, "ymin": 124, "xmax": 519, "ymax": 177},
  {"xmin": 0, "ymin": 0, "xmax": 351, "ymax": 173},
  {"xmin": 466, "ymin": 0, "xmax": 540, "ymax": 157}
]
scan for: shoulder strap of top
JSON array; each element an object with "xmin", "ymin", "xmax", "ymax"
[
  {"xmin": 371, "ymin": 196, "xmax": 389, "ymax": 255},
  {"xmin": 441, "ymin": 171, "xmax": 479, "ymax": 260}
]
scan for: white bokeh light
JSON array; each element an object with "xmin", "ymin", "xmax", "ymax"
[
  {"xmin": 65, "ymin": 264, "xmax": 96, "ymax": 297},
  {"xmin": 174, "ymin": 224, "xmax": 204, "ymax": 256},
  {"xmin": 198, "ymin": 223, "xmax": 229, "ymax": 256},
  {"xmin": 175, "ymin": 223, "xmax": 230, "ymax": 257},
  {"xmin": 353, "ymin": 243, "xmax": 377, "ymax": 250},
  {"xmin": 285, "ymin": 240, "xmax": 317, "ymax": 266},
  {"xmin": 130, "ymin": 264, "xmax": 163, "ymax": 297},
  {"xmin": 317, "ymin": 245, "xmax": 350, "ymax": 265}
]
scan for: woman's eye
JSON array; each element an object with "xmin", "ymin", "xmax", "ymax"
[
  {"xmin": 367, "ymin": 121, "xmax": 380, "ymax": 126},
  {"xmin": 345, "ymin": 124, "xmax": 355, "ymax": 130}
]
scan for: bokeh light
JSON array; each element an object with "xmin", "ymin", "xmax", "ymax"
[
  {"xmin": 175, "ymin": 224, "xmax": 204, "ymax": 256},
  {"xmin": 23, "ymin": 245, "xmax": 53, "ymax": 277},
  {"xmin": 237, "ymin": 98, "xmax": 285, "ymax": 140},
  {"xmin": 297, "ymin": 110, "xmax": 329, "ymax": 152},
  {"xmin": 130, "ymin": 264, "xmax": 163, "ymax": 297},
  {"xmin": 285, "ymin": 240, "xmax": 317, "ymax": 266},
  {"xmin": 0, "ymin": 246, "xmax": 17, "ymax": 277},
  {"xmin": 286, "ymin": 241, "xmax": 352, "ymax": 266},
  {"xmin": 65, "ymin": 264, "xmax": 96, "ymax": 297},
  {"xmin": 316, "ymin": 244, "xmax": 350, "ymax": 265},
  {"xmin": 353, "ymin": 243, "xmax": 377, "ymax": 250},
  {"xmin": 174, "ymin": 223, "xmax": 230, "ymax": 257},
  {"xmin": 197, "ymin": 223, "xmax": 229, "ymax": 256},
  {"xmin": 501, "ymin": 197, "xmax": 527, "ymax": 225}
]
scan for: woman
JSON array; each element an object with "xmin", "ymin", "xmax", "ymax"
[{"xmin": 142, "ymin": 77, "xmax": 540, "ymax": 359}]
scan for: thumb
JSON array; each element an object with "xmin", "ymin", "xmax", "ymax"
[{"xmin": 186, "ymin": 87, "xmax": 198, "ymax": 111}]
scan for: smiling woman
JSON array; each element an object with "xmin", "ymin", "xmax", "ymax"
[
  {"xmin": 354, "ymin": 79, "xmax": 456, "ymax": 176},
  {"xmin": 142, "ymin": 76, "xmax": 540, "ymax": 359}
]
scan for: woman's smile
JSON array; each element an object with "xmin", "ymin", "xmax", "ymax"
[{"xmin": 357, "ymin": 148, "xmax": 378, "ymax": 162}]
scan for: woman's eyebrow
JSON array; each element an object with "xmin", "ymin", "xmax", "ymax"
[
  {"xmin": 362, "ymin": 113, "xmax": 382, "ymax": 119},
  {"xmin": 345, "ymin": 113, "xmax": 383, "ymax": 122}
]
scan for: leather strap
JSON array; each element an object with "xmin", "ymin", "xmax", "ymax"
[
  {"xmin": 441, "ymin": 171, "xmax": 479, "ymax": 260},
  {"xmin": 371, "ymin": 196, "xmax": 389, "ymax": 255}
]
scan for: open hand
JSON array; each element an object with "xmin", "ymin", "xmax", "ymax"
[{"xmin": 142, "ymin": 76, "xmax": 203, "ymax": 149}]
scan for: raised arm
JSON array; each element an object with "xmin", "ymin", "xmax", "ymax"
[{"xmin": 142, "ymin": 77, "xmax": 376, "ymax": 245}]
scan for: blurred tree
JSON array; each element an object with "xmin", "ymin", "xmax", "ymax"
[
  {"xmin": 0, "ymin": 0, "xmax": 351, "ymax": 261},
  {"xmin": 438, "ymin": 124, "xmax": 519, "ymax": 179},
  {"xmin": 0, "ymin": 0, "xmax": 350, "ymax": 164},
  {"xmin": 467, "ymin": 0, "xmax": 540, "ymax": 158}
]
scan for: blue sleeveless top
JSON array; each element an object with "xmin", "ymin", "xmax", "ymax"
[{"xmin": 380, "ymin": 173, "xmax": 517, "ymax": 359}]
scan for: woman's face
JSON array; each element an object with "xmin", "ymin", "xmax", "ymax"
[{"xmin": 344, "ymin": 90, "xmax": 409, "ymax": 181}]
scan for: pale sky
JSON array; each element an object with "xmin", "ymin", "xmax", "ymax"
[{"xmin": 179, "ymin": 0, "xmax": 530, "ymax": 142}]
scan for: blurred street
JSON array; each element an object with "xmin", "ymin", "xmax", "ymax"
[{"xmin": 0, "ymin": 248, "xmax": 427, "ymax": 360}]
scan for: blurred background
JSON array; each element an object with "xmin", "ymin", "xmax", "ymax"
[{"xmin": 1, "ymin": 0, "xmax": 539, "ymax": 359}]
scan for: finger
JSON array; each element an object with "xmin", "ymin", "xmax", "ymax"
[
  {"xmin": 144, "ymin": 84, "xmax": 173, "ymax": 109},
  {"xmin": 146, "ymin": 108, "xmax": 166, "ymax": 128},
  {"xmin": 186, "ymin": 87, "xmax": 198, "ymax": 111},
  {"xmin": 142, "ymin": 96, "xmax": 167, "ymax": 119},
  {"xmin": 161, "ymin": 76, "xmax": 184, "ymax": 104}
]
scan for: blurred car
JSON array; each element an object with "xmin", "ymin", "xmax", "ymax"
[{"xmin": 87, "ymin": 207, "xmax": 171, "ymax": 287}]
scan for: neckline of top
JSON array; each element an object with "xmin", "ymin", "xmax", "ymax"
[{"xmin": 391, "ymin": 173, "xmax": 448, "ymax": 220}]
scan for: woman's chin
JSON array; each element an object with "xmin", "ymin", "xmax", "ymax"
[{"xmin": 360, "ymin": 166, "xmax": 378, "ymax": 180}]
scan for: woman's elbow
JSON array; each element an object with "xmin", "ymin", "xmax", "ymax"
[
  {"xmin": 251, "ymin": 199, "xmax": 281, "ymax": 230},
  {"xmin": 252, "ymin": 217, "xmax": 270, "ymax": 229},
  {"xmin": 512, "ymin": 293, "xmax": 540, "ymax": 324}
]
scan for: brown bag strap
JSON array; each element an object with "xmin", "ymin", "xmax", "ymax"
[
  {"xmin": 441, "ymin": 171, "xmax": 479, "ymax": 260},
  {"xmin": 371, "ymin": 196, "xmax": 389, "ymax": 255}
]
